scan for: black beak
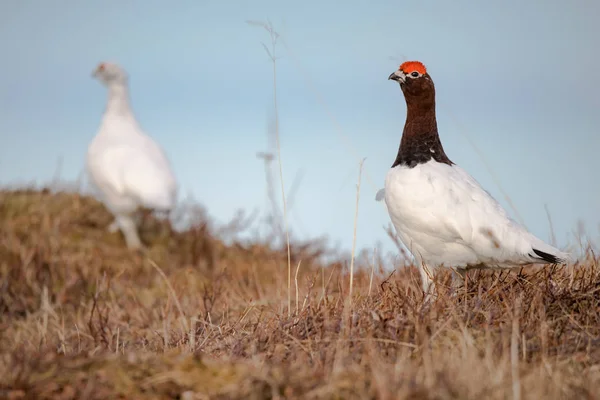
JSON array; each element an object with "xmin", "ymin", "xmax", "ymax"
[{"xmin": 388, "ymin": 72, "xmax": 400, "ymax": 81}]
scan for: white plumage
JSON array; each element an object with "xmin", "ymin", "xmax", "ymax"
[
  {"xmin": 384, "ymin": 61, "xmax": 569, "ymax": 298},
  {"xmin": 385, "ymin": 161, "xmax": 570, "ymax": 292},
  {"xmin": 86, "ymin": 62, "xmax": 178, "ymax": 249}
]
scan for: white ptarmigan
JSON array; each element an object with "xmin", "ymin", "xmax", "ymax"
[
  {"xmin": 86, "ymin": 62, "xmax": 178, "ymax": 249},
  {"xmin": 384, "ymin": 61, "xmax": 569, "ymax": 298}
]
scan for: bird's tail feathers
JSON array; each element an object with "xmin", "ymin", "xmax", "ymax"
[{"xmin": 529, "ymin": 244, "xmax": 572, "ymax": 265}]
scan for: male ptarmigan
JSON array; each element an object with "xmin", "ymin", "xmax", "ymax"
[
  {"xmin": 384, "ymin": 60, "xmax": 569, "ymax": 299},
  {"xmin": 87, "ymin": 62, "xmax": 178, "ymax": 249}
]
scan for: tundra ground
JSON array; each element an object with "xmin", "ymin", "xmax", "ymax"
[{"xmin": 1, "ymin": 188, "xmax": 598, "ymax": 399}]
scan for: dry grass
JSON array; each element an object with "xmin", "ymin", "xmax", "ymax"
[{"xmin": 1, "ymin": 188, "xmax": 599, "ymax": 399}]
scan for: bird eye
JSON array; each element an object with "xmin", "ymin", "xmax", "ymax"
[{"xmin": 411, "ymin": 71, "xmax": 419, "ymax": 77}]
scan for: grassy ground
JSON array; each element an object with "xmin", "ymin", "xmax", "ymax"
[{"xmin": 0, "ymin": 188, "xmax": 598, "ymax": 399}]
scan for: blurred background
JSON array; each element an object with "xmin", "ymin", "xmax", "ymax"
[{"xmin": 0, "ymin": 0, "xmax": 597, "ymax": 259}]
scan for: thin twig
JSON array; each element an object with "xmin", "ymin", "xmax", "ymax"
[
  {"xmin": 349, "ymin": 158, "xmax": 365, "ymax": 301},
  {"xmin": 295, "ymin": 260, "xmax": 302, "ymax": 315},
  {"xmin": 368, "ymin": 247, "xmax": 376, "ymax": 297},
  {"xmin": 247, "ymin": 20, "xmax": 294, "ymax": 317},
  {"xmin": 277, "ymin": 34, "xmax": 380, "ymax": 196},
  {"xmin": 511, "ymin": 295, "xmax": 522, "ymax": 400},
  {"xmin": 148, "ymin": 258, "xmax": 188, "ymax": 332},
  {"xmin": 544, "ymin": 204, "xmax": 557, "ymax": 247},
  {"xmin": 445, "ymin": 111, "xmax": 526, "ymax": 227}
]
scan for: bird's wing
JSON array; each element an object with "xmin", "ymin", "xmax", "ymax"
[
  {"xmin": 120, "ymin": 136, "xmax": 178, "ymax": 211},
  {"xmin": 446, "ymin": 165, "xmax": 568, "ymax": 264},
  {"xmin": 86, "ymin": 144, "xmax": 129, "ymax": 198},
  {"xmin": 87, "ymin": 134, "xmax": 177, "ymax": 211},
  {"xmin": 387, "ymin": 161, "xmax": 568, "ymax": 266}
]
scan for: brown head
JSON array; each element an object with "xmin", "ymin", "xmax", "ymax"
[
  {"xmin": 388, "ymin": 61, "xmax": 435, "ymax": 109},
  {"xmin": 388, "ymin": 61, "xmax": 452, "ymax": 168}
]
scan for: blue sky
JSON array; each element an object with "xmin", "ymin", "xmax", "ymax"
[{"xmin": 0, "ymin": 0, "xmax": 598, "ymax": 259}]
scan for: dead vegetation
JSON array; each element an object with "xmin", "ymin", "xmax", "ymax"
[{"xmin": 0, "ymin": 187, "xmax": 599, "ymax": 399}]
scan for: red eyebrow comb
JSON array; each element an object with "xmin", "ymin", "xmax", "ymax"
[{"xmin": 399, "ymin": 61, "xmax": 427, "ymax": 75}]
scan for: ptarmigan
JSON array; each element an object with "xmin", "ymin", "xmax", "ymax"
[
  {"xmin": 86, "ymin": 62, "xmax": 178, "ymax": 249},
  {"xmin": 384, "ymin": 60, "xmax": 569, "ymax": 299}
]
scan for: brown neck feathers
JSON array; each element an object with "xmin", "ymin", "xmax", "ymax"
[{"xmin": 391, "ymin": 75, "xmax": 453, "ymax": 168}]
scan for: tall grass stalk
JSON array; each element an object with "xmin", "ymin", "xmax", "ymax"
[
  {"xmin": 247, "ymin": 19, "xmax": 293, "ymax": 316},
  {"xmin": 349, "ymin": 158, "xmax": 365, "ymax": 300}
]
